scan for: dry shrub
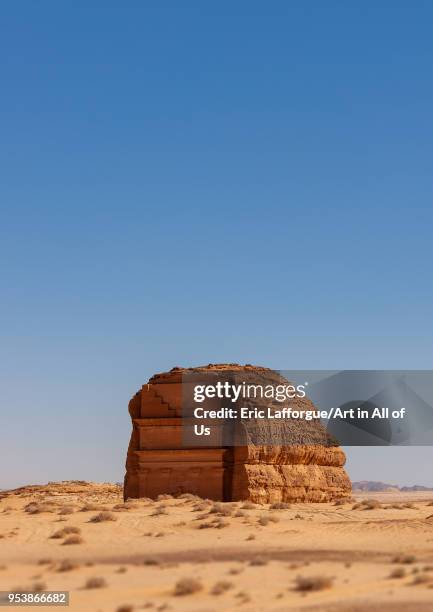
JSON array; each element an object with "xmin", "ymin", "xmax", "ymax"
[
  {"xmin": 235, "ymin": 590, "xmax": 251, "ymax": 603},
  {"xmin": 412, "ymin": 573, "xmax": 431, "ymax": 585},
  {"xmin": 143, "ymin": 558, "xmax": 160, "ymax": 566},
  {"xmin": 362, "ymin": 499, "xmax": 381, "ymax": 510},
  {"xmin": 249, "ymin": 556, "xmax": 267, "ymax": 566},
  {"xmin": 246, "ymin": 534, "xmax": 255, "ymax": 541},
  {"xmin": 294, "ymin": 575, "xmax": 334, "ymax": 592},
  {"xmin": 151, "ymin": 505, "xmax": 167, "ymax": 516},
  {"xmin": 58, "ymin": 505, "xmax": 75, "ymax": 515},
  {"xmin": 241, "ymin": 501, "xmax": 256, "ymax": 510},
  {"xmin": 352, "ymin": 499, "xmax": 382, "ymax": 511},
  {"xmin": 57, "ymin": 560, "xmax": 78, "ymax": 572},
  {"xmin": 116, "ymin": 567, "xmax": 127, "ymax": 573},
  {"xmin": 234, "ymin": 510, "xmax": 246, "ymax": 518},
  {"xmin": 51, "ymin": 526, "xmax": 81, "ymax": 539},
  {"xmin": 177, "ymin": 493, "xmax": 201, "ymax": 501},
  {"xmin": 90, "ymin": 511, "xmax": 116, "ymax": 523},
  {"xmin": 193, "ymin": 502, "xmax": 211, "ymax": 512},
  {"xmin": 157, "ymin": 494, "xmax": 173, "ymax": 501},
  {"xmin": 228, "ymin": 567, "xmax": 243, "ymax": 575},
  {"xmin": 211, "ymin": 580, "xmax": 233, "ymax": 595},
  {"xmin": 333, "ymin": 499, "xmax": 346, "ymax": 506},
  {"xmin": 112, "ymin": 502, "xmax": 138, "ymax": 511},
  {"xmin": 209, "ymin": 503, "xmax": 232, "ymax": 517},
  {"xmin": 80, "ymin": 503, "xmax": 109, "ymax": 512},
  {"xmin": 270, "ymin": 502, "xmax": 291, "ymax": 510},
  {"xmin": 62, "ymin": 535, "xmax": 83, "ymax": 545},
  {"xmin": 84, "ymin": 577, "xmax": 107, "ymax": 589},
  {"xmin": 174, "ymin": 577, "xmax": 203, "ymax": 596},
  {"xmin": 25, "ymin": 502, "xmax": 55, "ymax": 514},
  {"xmin": 389, "ymin": 567, "xmax": 406, "ymax": 579},
  {"xmin": 117, "ymin": 606, "xmax": 134, "ymax": 612},
  {"xmin": 37, "ymin": 559, "xmax": 52, "ymax": 566},
  {"xmin": 259, "ymin": 514, "xmax": 279, "ymax": 526},
  {"xmin": 392, "ymin": 554, "xmax": 416, "ymax": 564},
  {"xmin": 199, "ymin": 518, "xmax": 228, "ymax": 529},
  {"xmin": 12, "ymin": 582, "xmax": 48, "ymax": 593}
]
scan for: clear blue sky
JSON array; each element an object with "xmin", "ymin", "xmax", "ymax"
[{"xmin": 1, "ymin": 1, "xmax": 433, "ymax": 488}]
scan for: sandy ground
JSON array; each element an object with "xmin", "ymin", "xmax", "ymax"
[{"xmin": 1, "ymin": 483, "xmax": 433, "ymax": 611}]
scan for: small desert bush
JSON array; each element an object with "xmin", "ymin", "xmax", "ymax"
[
  {"xmin": 12, "ymin": 582, "xmax": 47, "ymax": 593},
  {"xmin": 57, "ymin": 560, "xmax": 78, "ymax": 572},
  {"xmin": 246, "ymin": 534, "xmax": 256, "ymax": 541},
  {"xmin": 143, "ymin": 558, "xmax": 160, "ymax": 566},
  {"xmin": 25, "ymin": 502, "xmax": 56, "ymax": 514},
  {"xmin": 412, "ymin": 573, "xmax": 431, "ymax": 585},
  {"xmin": 259, "ymin": 514, "xmax": 279, "ymax": 526},
  {"xmin": 270, "ymin": 502, "xmax": 291, "ymax": 510},
  {"xmin": 249, "ymin": 556, "xmax": 268, "ymax": 566},
  {"xmin": 151, "ymin": 505, "xmax": 168, "ymax": 516},
  {"xmin": 174, "ymin": 577, "xmax": 203, "ymax": 596},
  {"xmin": 157, "ymin": 494, "xmax": 173, "ymax": 501},
  {"xmin": 58, "ymin": 505, "xmax": 75, "ymax": 515},
  {"xmin": 234, "ymin": 510, "xmax": 246, "ymax": 518},
  {"xmin": 211, "ymin": 580, "xmax": 233, "ymax": 595},
  {"xmin": 62, "ymin": 535, "xmax": 83, "ymax": 545},
  {"xmin": 209, "ymin": 503, "xmax": 232, "ymax": 517},
  {"xmin": 392, "ymin": 554, "xmax": 416, "ymax": 564},
  {"xmin": 51, "ymin": 526, "xmax": 81, "ymax": 539},
  {"xmin": 352, "ymin": 499, "xmax": 382, "ymax": 511},
  {"xmin": 389, "ymin": 567, "xmax": 406, "ymax": 579},
  {"xmin": 112, "ymin": 502, "xmax": 138, "ymax": 511},
  {"xmin": 294, "ymin": 575, "xmax": 334, "ymax": 592},
  {"xmin": 90, "ymin": 511, "xmax": 116, "ymax": 523},
  {"xmin": 117, "ymin": 606, "xmax": 134, "ymax": 612},
  {"xmin": 241, "ymin": 501, "xmax": 256, "ymax": 510},
  {"xmin": 37, "ymin": 559, "xmax": 52, "ymax": 566},
  {"xmin": 84, "ymin": 577, "xmax": 107, "ymax": 589},
  {"xmin": 177, "ymin": 493, "xmax": 201, "ymax": 501},
  {"xmin": 80, "ymin": 503, "xmax": 109, "ymax": 512},
  {"xmin": 193, "ymin": 502, "xmax": 211, "ymax": 512},
  {"xmin": 198, "ymin": 518, "xmax": 228, "ymax": 529}
]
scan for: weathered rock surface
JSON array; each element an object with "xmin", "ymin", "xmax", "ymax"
[{"xmin": 124, "ymin": 364, "xmax": 351, "ymax": 502}]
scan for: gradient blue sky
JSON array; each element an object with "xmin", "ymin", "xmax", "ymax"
[{"xmin": 2, "ymin": 1, "xmax": 433, "ymax": 488}]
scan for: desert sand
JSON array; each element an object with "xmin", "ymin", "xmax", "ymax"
[{"xmin": 1, "ymin": 482, "xmax": 433, "ymax": 611}]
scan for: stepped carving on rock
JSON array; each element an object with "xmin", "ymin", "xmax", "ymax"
[{"xmin": 124, "ymin": 364, "xmax": 351, "ymax": 502}]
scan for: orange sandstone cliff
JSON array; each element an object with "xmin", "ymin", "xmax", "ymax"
[{"xmin": 124, "ymin": 364, "xmax": 351, "ymax": 502}]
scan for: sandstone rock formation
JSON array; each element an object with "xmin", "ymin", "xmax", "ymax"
[{"xmin": 124, "ymin": 364, "xmax": 351, "ymax": 502}]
